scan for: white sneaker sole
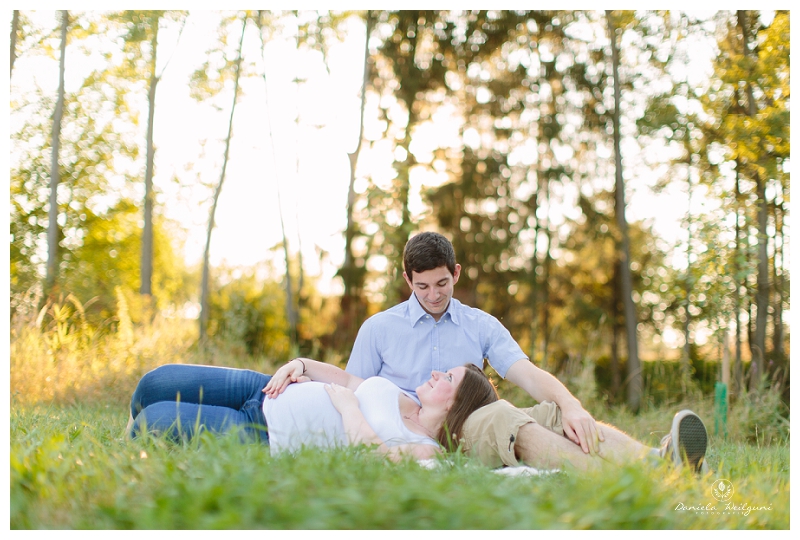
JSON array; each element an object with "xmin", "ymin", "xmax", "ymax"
[{"xmin": 671, "ymin": 410, "xmax": 708, "ymax": 473}]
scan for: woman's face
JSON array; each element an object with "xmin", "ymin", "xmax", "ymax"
[{"xmin": 417, "ymin": 366, "xmax": 466, "ymax": 411}]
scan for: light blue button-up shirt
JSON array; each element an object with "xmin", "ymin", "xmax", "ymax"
[{"xmin": 345, "ymin": 293, "xmax": 527, "ymax": 401}]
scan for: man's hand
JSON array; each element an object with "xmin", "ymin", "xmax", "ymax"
[
  {"xmin": 505, "ymin": 360, "xmax": 605, "ymax": 454},
  {"xmin": 560, "ymin": 402, "xmax": 604, "ymax": 454}
]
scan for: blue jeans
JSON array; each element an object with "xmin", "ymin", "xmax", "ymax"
[{"xmin": 130, "ymin": 364, "xmax": 271, "ymax": 443}]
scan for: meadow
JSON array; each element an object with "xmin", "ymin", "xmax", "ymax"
[{"xmin": 10, "ymin": 310, "xmax": 790, "ymax": 529}]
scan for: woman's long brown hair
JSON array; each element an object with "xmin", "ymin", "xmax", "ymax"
[{"xmin": 436, "ymin": 364, "xmax": 499, "ymax": 450}]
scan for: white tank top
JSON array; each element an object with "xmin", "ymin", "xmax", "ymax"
[{"xmin": 262, "ymin": 377, "xmax": 439, "ymax": 455}]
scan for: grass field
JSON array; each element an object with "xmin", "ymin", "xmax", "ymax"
[{"xmin": 9, "ymin": 316, "xmax": 791, "ymax": 529}]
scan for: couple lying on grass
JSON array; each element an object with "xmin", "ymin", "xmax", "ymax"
[{"xmin": 130, "ymin": 232, "xmax": 709, "ymax": 474}]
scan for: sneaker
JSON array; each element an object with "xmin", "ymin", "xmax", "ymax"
[{"xmin": 659, "ymin": 410, "xmax": 708, "ymax": 474}]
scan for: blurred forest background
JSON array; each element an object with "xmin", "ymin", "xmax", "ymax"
[{"xmin": 9, "ymin": 10, "xmax": 789, "ymax": 414}]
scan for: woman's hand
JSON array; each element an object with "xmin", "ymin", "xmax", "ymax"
[
  {"xmin": 263, "ymin": 359, "xmax": 311, "ymax": 399},
  {"xmin": 324, "ymin": 383, "xmax": 359, "ymax": 414}
]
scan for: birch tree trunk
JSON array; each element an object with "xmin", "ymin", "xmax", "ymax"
[
  {"xmin": 606, "ymin": 10, "xmax": 642, "ymax": 412},
  {"xmin": 10, "ymin": 10, "xmax": 20, "ymax": 77},
  {"xmin": 45, "ymin": 10, "xmax": 68, "ymax": 300},
  {"xmin": 681, "ymin": 144, "xmax": 694, "ymax": 391},
  {"xmin": 140, "ymin": 16, "xmax": 159, "ymax": 299},
  {"xmin": 256, "ymin": 10, "xmax": 296, "ymax": 347},
  {"xmin": 139, "ymin": 11, "xmax": 186, "ymax": 302},
  {"xmin": 772, "ymin": 181, "xmax": 784, "ymax": 362},
  {"xmin": 340, "ymin": 10, "xmax": 373, "ymax": 343},
  {"xmin": 199, "ymin": 17, "xmax": 246, "ymax": 341}
]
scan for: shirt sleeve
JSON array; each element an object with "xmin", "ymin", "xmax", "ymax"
[
  {"xmin": 345, "ymin": 316, "xmax": 383, "ymax": 378},
  {"xmin": 483, "ymin": 315, "xmax": 527, "ymax": 378}
]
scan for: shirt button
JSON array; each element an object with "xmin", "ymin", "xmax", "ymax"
[{"xmin": 434, "ymin": 347, "xmax": 437, "ymax": 350}]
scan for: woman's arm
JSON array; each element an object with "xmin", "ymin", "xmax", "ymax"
[
  {"xmin": 324, "ymin": 383, "xmax": 440, "ymax": 462},
  {"xmin": 263, "ymin": 358, "xmax": 364, "ymax": 399}
]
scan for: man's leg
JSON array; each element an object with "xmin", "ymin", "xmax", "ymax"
[
  {"xmin": 462, "ymin": 400, "xmax": 654, "ymax": 471},
  {"xmin": 514, "ymin": 420, "xmax": 653, "ymax": 471},
  {"xmin": 461, "ymin": 400, "xmax": 534, "ymax": 468},
  {"xmin": 514, "ymin": 422, "xmax": 601, "ymax": 471}
]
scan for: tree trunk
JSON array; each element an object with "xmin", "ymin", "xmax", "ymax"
[
  {"xmin": 257, "ymin": 11, "xmax": 296, "ymax": 347},
  {"xmin": 199, "ymin": 17, "xmax": 246, "ymax": 341},
  {"xmin": 680, "ymin": 142, "xmax": 693, "ymax": 390},
  {"xmin": 387, "ymin": 12, "xmax": 421, "ymax": 307},
  {"xmin": 751, "ymin": 172, "xmax": 769, "ymax": 388},
  {"xmin": 140, "ymin": 16, "xmax": 160, "ymax": 299},
  {"xmin": 541, "ymin": 177, "xmax": 551, "ymax": 370},
  {"xmin": 732, "ymin": 159, "xmax": 744, "ymax": 398},
  {"xmin": 10, "ymin": 10, "xmax": 20, "ymax": 77},
  {"xmin": 738, "ymin": 10, "xmax": 767, "ymax": 391},
  {"xmin": 607, "ymin": 10, "xmax": 642, "ymax": 412},
  {"xmin": 528, "ymin": 186, "xmax": 540, "ymax": 363},
  {"xmin": 772, "ymin": 181, "xmax": 784, "ymax": 362},
  {"xmin": 340, "ymin": 10, "xmax": 373, "ymax": 345},
  {"xmin": 610, "ymin": 261, "xmax": 621, "ymax": 399},
  {"xmin": 287, "ymin": 12, "xmax": 303, "ymax": 344},
  {"xmin": 45, "ymin": 10, "xmax": 68, "ymax": 300}
]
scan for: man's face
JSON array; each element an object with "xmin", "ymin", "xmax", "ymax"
[{"xmin": 403, "ymin": 264, "xmax": 461, "ymax": 321}]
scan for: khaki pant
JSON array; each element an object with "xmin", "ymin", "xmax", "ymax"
[{"xmin": 461, "ymin": 399, "xmax": 564, "ymax": 468}]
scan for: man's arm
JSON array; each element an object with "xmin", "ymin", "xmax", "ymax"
[
  {"xmin": 505, "ymin": 359, "xmax": 604, "ymax": 454},
  {"xmin": 345, "ymin": 317, "xmax": 383, "ymax": 378}
]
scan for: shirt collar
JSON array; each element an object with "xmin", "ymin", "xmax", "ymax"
[{"xmin": 407, "ymin": 293, "xmax": 460, "ymax": 326}]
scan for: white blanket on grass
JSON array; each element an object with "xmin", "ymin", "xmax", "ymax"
[{"xmin": 417, "ymin": 459, "xmax": 559, "ymax": 477}]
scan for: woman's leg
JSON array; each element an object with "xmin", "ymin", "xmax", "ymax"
[
  {"xmin": 133, "ymin": 400, "xmax": 260, "ymax": 442},
  {"xmin": 129, "ymin": 364, "xmax": 271, "ymax": 442},
  {"xmin": 131, "ymin": 364, "xmax": 270, "ymax": 415}
]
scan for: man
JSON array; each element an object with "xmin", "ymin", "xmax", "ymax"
[{"xmin": 345, "ymin": 232, "xmax": 708, "ymax": 473}]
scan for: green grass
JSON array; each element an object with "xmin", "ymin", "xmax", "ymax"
[{"xmin": 11, "ymin": 401, "xmax": 789, "ymax": 529}]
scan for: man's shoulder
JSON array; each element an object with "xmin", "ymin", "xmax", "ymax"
[
  {"xmin": 451, "ymin": 298, "xmax": 494, "ymax": 321},
  {"xmin": 362, "ymin": 300, "xmax": 411, "ymax": 326}
]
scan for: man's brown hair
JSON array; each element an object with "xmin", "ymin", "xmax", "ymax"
[{"xmin": 403, "ymin": 231, "xmax": 457, "ymax": 277}]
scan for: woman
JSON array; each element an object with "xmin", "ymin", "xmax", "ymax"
[{"xmin": 129, "ymin": 358, "xmax": 498, "ymax": 460}]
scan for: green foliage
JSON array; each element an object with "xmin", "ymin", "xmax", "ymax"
[
  {"xmin": 10, "ymin": 10, "xmax": 790, "ymax": 415},
  {"xmin": 206, "ymin": 263, "xmax": 291, "ymax": 358},
  {"xmin": 595, "ymin": 355, "xmax": 720, "ymax": 406},
  {"xmin": 189, "ymin": 11, "xmax": 251, "ymax": 103},
  {"xmin": 61, "ymin": 200, "xmax": 191, "ymax": 320},
  {"xmin": 726, "ymin": 379, "xmax": 790, "ymax": 446},
  {"xmin": 10, "ymin": 11, "xmax": 192, "ymax": 321},
  {"xmin": 10, "ymin": 64, "xmax": 140, "ymax": 301},
  {"xmin": 203, "ymin": 259, "xmax": 341, "ymax": 360}
]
